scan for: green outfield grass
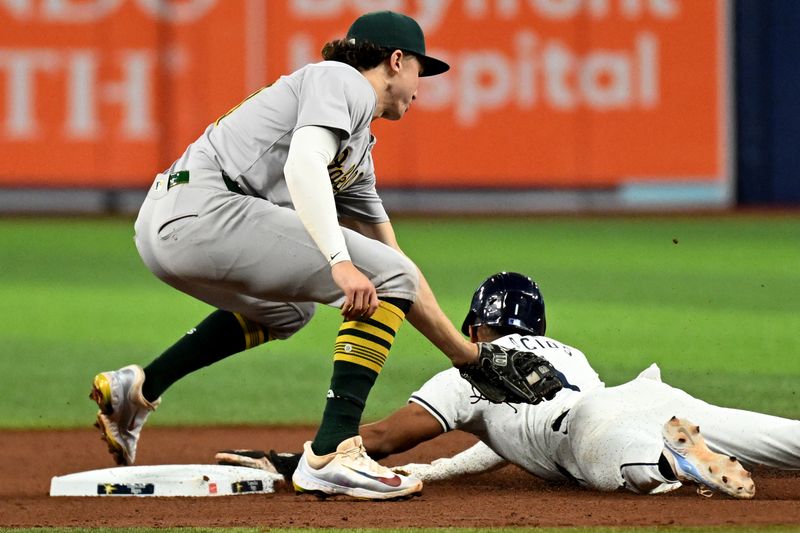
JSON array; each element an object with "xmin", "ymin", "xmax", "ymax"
[{"xmin": 0, "ymin": 215, "xmax": 798, "ymax": 428}]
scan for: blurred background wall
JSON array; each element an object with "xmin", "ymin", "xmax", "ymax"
[{"xmin": 0, "ymin": 0, "xmax": 796, "ymax": 214}]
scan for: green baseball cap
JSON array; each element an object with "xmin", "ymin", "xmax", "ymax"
[{"xmin": 346, "ymin": 11, "xmax": 449, "ymax": 77}]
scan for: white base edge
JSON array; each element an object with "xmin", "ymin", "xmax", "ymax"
[{"xmin": 50, "ymin": 464, "xmax": 282, "ymax": 497}]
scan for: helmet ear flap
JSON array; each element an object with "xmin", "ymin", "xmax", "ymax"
[
  {"xmin": 461, "ymin": 281, "xmax": 490, "ymax": 334},
  {"xmin": 460, "ymin": 310, "xmax": 476, "ymax": 335}
]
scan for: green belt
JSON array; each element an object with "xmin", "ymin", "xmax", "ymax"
[{"xmin": 167, "ymin": 170, "xmax": 245, "ymax": 195}]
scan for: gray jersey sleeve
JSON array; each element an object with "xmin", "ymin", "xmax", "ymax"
[{"xmin": 295, "ymin": 65, "xmax": 373, "ymax": 140}]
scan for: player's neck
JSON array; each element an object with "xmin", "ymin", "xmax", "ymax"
[{"xmin": 361, "ymin": 67, "xmax": 390, "ymax": 120}]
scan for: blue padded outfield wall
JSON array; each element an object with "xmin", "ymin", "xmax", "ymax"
[{"xmin": 736, "ymin": 0, "xmax": 800, "ymax": 205}]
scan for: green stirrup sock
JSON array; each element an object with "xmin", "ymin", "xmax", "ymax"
[
  {"xmin": 311, "ymin": 299, "xmax": 409, "ymax": 455},
  {"xmin": 311, "ymin": 360, "xmax": 377, "ymax": 455},
  {"xmin": 141, "ymin": 310, "xmax": 268, "ymax": 403}
]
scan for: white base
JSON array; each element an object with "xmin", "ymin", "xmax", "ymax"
[{"xmin": 50, "ymin": 464, "xmax": 283, "ymax": 497}]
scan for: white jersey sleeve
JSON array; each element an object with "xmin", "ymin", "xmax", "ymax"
[{"xmin": 409, "ymin": 368, "xmax": 477, "ymax": 433}]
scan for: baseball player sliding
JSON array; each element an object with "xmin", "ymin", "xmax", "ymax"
[
  {"xmin": 218, "ymin": 272, "xmax": 800, "ymax": 499},
  {"xmin": 87, "ymin": 10, "xmax": 501, "ymax": 501}
]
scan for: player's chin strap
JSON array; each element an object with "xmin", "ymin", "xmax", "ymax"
[{"xmin": 467, "ymin": 386, "xmax": 519, "ymax": 414}]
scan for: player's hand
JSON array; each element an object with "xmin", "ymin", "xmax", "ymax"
[{"xmin": 331, "ymin": 261, "xmax": 379, "ymax": 320}]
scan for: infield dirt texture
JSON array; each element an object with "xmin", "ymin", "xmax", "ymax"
[
  {"xmin": 4, "ymin": 426, "xmax": 800, "ymax": 528},
  {"xmin": 1, "ymin": 215, "xmax": 798, "ymax": 528}
]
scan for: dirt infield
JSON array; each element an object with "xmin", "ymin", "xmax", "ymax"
[{"xmin": 2, "ymin": 426, "xmax": 799, "ymax": 528}]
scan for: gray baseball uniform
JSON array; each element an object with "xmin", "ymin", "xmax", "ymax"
[
  {"xmin": 134, "ymin": 61, "xmax": 417, "ymax": 338},
  {"xmin": 408, "ymin": 334, "xmax": 800, "ymax": 494}
]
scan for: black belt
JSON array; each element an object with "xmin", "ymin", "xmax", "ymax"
[{"xmin": 167, "ymin": 170, "xmax": 245, "ymax": 195}]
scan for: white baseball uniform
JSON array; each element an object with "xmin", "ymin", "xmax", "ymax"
[{"xmin": 407, "ymin": 334, "xmax": 800, "ymax": 494}]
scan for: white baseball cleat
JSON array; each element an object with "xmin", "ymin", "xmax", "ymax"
[
  {"xmin": 662, "ymin": 416, "xmax": 755, "ymax": 499},
  {"xmin": 89, "ymin": 364, "xmax": 160, "ymax": 466},
  {"xmin": 291, "ymin": 436, "xmax": 422, "ymax": 500}
]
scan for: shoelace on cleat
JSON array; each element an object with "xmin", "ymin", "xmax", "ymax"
[{"xmin": 340, "ymin": 444, "xmax": 393, "ymax": 476}]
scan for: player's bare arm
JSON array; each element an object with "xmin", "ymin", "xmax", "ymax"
[
  {"xmin": 405, "ymin": 278, "xmax": 479, "ymax": 367},
  {"xmin": 340, "ymin": 218, "xmax": 478, "ymax": 367},
  {"xmin": 360, "ymin": 402, "xmax": 445, "ymax": 459}
]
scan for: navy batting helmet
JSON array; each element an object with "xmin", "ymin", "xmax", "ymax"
[{"xmin": 461, "ymin": 272, "xmax": 546, "ymax": 336}]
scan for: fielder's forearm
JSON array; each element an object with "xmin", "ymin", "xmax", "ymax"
[
  {"xmin": 406, "ymin": 270, "xmax": 478, "ymax": 367},
  {"xmin": 346, "ymin": 219, "xmax": 478, "ymax": 367}
]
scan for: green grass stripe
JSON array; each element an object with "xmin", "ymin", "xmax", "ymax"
[{"xmin": 0, "ymin": 216, "xmax": 798, "ymax": 428}]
